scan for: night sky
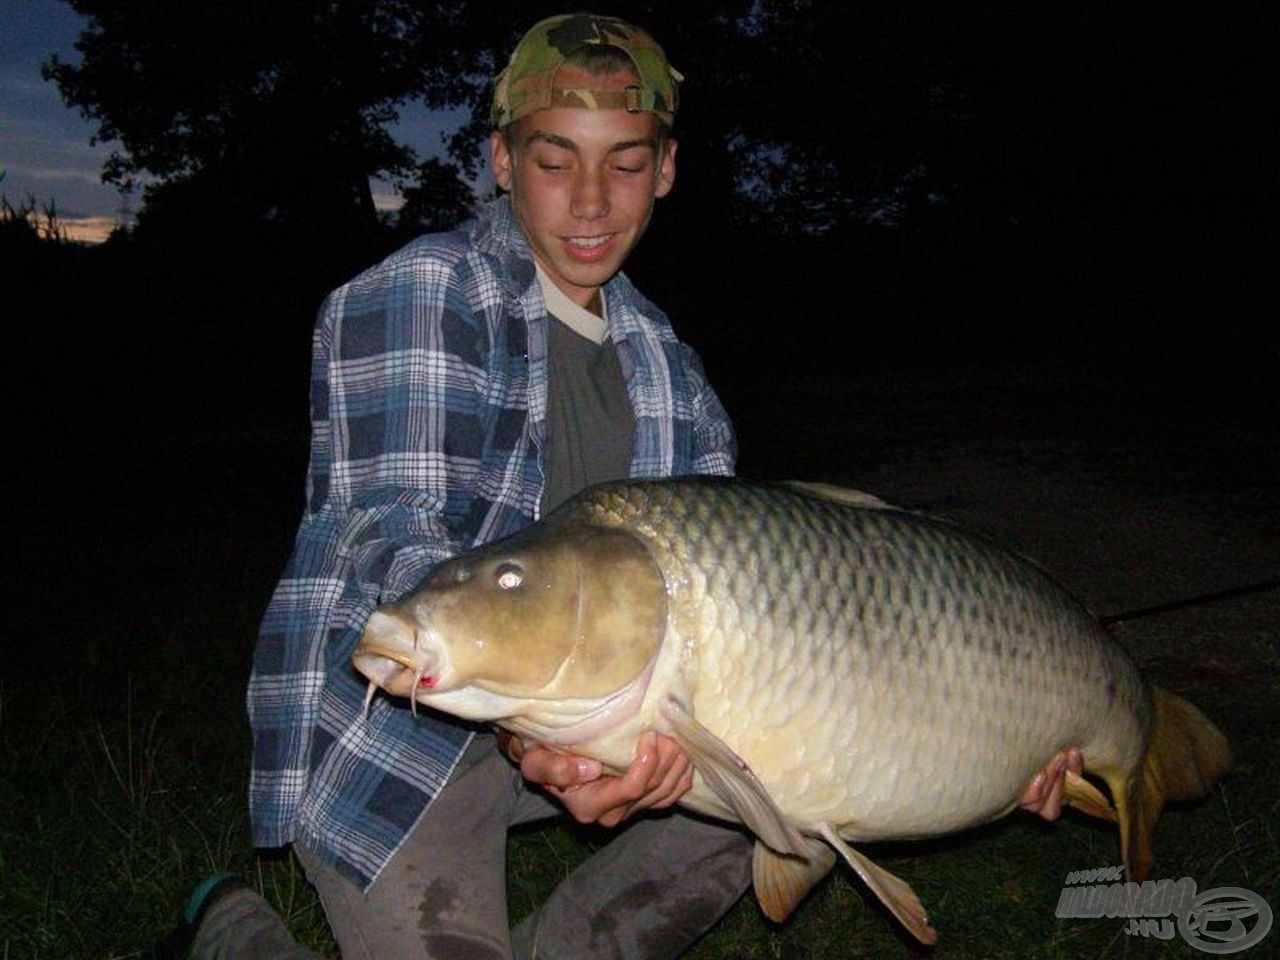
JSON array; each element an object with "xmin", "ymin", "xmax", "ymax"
[
  {"xmin": 1, "ymin": 0, "xmax": 465, "ymax": 241},
  {"xmin": 2, "ymin": 0, "xmax": 117, "ymax": 239}
]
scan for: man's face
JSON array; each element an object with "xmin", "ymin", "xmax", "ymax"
[{"xmin": 490, "ymin": 65, "xmax": 677, "ymax": 310}]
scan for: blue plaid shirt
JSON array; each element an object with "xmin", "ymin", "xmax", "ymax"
[{"xmin": 247, "ymin": 196, "xmax": 736, "ymax": 889}]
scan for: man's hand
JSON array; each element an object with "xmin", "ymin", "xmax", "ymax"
[
  {"xmin": 507, "ymin": 732, "xmax": 694, "ymax": 828},
  {"xmin": 1018, "ymin": 746, "xmax": 1083, "ymax": 820}
]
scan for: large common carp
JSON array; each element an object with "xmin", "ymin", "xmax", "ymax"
[{"xmin": 353, "ymin": 478, "xmax": 1230, "ymax": 943}]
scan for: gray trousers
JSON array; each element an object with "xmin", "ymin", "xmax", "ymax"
[{"xmin": 195, "ymin": 735, "xmax": 752, "ymax": 959}]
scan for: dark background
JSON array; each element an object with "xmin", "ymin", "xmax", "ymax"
[{"xmin": 8, "ymin": 1, "xmax": 1277, "ymax": 696}]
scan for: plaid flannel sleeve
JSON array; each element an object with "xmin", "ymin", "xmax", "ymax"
[
  {"xmin": 248, "ymin": 239, "xmax": 494, "ymax": 851},
  {"xmin": 679, "ymin": 340, "xmax": 736, "ymax": 477},
  {"xmin": 321, "ymin": 247, "xmax": 496, "ymax": 601}
]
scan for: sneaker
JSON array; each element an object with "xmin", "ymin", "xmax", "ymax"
[{"xmin": 151, "ymin": 872, "xmax": 247, "ymax": 959}]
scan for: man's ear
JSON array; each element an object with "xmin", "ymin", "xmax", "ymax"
[
  {"xmin": 654, "ymin": 137, "xmax": 677, "ymax": 199},
  {"xmin": 490, "ymin": 130, "xmax": 513, "ymax": 192}
]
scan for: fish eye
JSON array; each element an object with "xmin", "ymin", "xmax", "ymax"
[{"xmin": 494, "ymin": 561, "xmax": 524, "ymax": 590}]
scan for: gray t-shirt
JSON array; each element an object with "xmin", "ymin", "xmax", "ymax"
[{"xmin": 541, "ymin": 315, "xmax": 635, "ymax": 514}]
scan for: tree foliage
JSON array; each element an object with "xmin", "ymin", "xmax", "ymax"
[
  {"xmin": 45, "ymin": 0, "xmax": 485, "ymax": 243},
  {"xmin": 43, "ymin": 0, "xmax": 1273, "ymax": 269},
  {"xmin": 44, "ymin": 0, "xmax": 978, "ymax": 244}
]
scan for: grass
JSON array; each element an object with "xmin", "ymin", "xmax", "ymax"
[
  {"xmin": 1, "ymin": 190, "xmax": 70, "ymax": 245},
  {"xmin": 4, "ymin": 622, "xmax": 1272, "ymax": 959},
  {"xmin": 0, "ymin": 690, "xmax": 336, "ymax": 958},
  {"xmin": 5, "ymin": 434, "xmax": 1276, "ymax": 958},
  {"xmin": 509, "ymin": 764, "xmax": 1275, "ymax": 960}
]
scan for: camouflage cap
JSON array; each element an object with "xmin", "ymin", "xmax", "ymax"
[{"xmin": 491, "ymin": 14, "xmax": 682, "ymax": 129}]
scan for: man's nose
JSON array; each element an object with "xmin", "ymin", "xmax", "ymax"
[{"xmin": 570, "ymin": 170, "xmax": 609, "ymax": 220}]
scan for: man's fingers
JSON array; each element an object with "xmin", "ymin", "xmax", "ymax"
[
  {"xmin": 644, "ymin": 758, "xmax": 694, "ymax": 810},
  {"xmin": 522, "ymin": 732, "xmax": 695, "ymax": 827},
  {"xmin": 547, "ymin": 738, "xmax": 660, "ymax": 825},
  {"xmin": 1065, "ymin": 745, "xmax": 1084, "ymax": 775},
  {"xmin": 1035, "ymin": 745, "xmax": 1084, "ymax": 821},
  {"xmin": 520, "ymin": 744, "xmax": 602, "ymax": 791},
  {"xmin": 647, "ymin": 738, "xmax": 692, "ymax": 800},
  {"xmin": 567, "ymin": 774, "xmax": 650, "ymax": 826},
  {"xmin": 1021, "ymin": 770, "xmax": 1048, "ymax": 807},
  {"xmin": 1020, "ymin": 746, "xmax": 1086, "ymax": 820},
  {"xmin": 628, "ymin": 733, "xmax": 693, "ymax": 802},
  {"xmin": 1039, "ymin": 756, "xmax": 1067, "ymax": 819}
]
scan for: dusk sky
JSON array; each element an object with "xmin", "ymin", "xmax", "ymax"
[
  {"xmin": 3, "ymin": 0, "xmax": 119, "ymax": 241},
  {"xmin": 1, "ymin": 0, "xmax": 467, "ymax": 243}
]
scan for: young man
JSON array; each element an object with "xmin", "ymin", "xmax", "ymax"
[
  {"xmin": 190, "ymin": 15, "xmax": 746, "ymax": 960},
  {"xmin": 176, "ymin": 13, "xmax": 1078, "ymax": 959}
]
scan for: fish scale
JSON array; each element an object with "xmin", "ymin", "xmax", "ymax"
[
  {"xmin": 579, "ymin": 483, "xmax": 1124, "ymax": 827},
  {"xmin": 353, "ymin": 476, "xmax": 1230, "ymax": 944}
]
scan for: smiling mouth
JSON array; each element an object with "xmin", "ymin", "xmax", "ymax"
[{"xmin": 566, "ymin": 234, "xmax": 613, "ymax": 249}]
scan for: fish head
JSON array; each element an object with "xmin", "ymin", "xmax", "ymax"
[{"xmin": 352, "ymin": 520, "xmax": 668, "ymax": 723}]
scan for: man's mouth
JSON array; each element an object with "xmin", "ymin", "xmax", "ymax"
[
  {"xmin": 562, "ymin": 233, "xmax": 617, "ymax": 265},
  {"xmin": 566, "ymin": 234, "xmax": 613, "ymax": 250}
]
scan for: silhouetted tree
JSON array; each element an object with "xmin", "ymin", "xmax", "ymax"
[
  {"xmin": 393, "ymin": 158, "xmax": 479, "ymax": 241},
  {"xmin": 44, "ymin": 0, "xmax": 481, "ymax": 253},
  {"xmin": 43, "ymin": 0, "xmax": 1273, "ymax": 320},
  {"xmin": 44, "ymin": 0, "xmax": 969, "ymax": 250}
]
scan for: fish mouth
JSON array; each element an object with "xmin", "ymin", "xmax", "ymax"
[
  {"xmin": 353, "ymin": 634, "xmax": 442, "ymax": 712},
  {"xmin": 353, "ymin": 642, "xmax": 421, "ymax": 673}
]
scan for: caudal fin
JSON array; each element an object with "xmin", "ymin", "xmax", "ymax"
[{"xmin": 1115, "ymin": 686, "xmax": 1231, "ymax": 881}]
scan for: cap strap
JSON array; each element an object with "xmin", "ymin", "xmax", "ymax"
[{"xmin": 550, "ymin": 85, "xmax": 662, "ymax": 114}]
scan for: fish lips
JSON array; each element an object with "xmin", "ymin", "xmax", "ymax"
[{"xmin": 352, "ymin": 631, "xmax": 438, "ymax": 699}]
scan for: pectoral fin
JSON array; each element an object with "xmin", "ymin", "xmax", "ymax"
[
  {"xmin": 660, "ymin": 697, "xmax": 808, "ymax": 857},
  {"xmin": 817, "ymin": 823, "xmax": 938, "ymax": 946},
  {"xmin": 753, "ymin": 838, "xmax": 837, "ymax": 923},
  {"xmin": 1064, "ymin": 769, "xmax": 1116, "ymax": 821}
]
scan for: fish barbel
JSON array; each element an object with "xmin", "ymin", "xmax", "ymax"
[{"xmin": 353, "ymin": 478, "xmax": 1230, "ymax": 943}]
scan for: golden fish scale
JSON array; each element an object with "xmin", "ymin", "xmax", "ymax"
[{"xmin": 571, "ymin": 480, "xmax": 1151, "ymax": 839}]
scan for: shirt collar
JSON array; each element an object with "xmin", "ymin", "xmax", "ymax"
[{"xmin": 534, "ymin": 263, "xmax": 608, "ymax": 344}]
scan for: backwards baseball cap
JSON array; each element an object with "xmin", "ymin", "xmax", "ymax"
[{"xmin": 491, "ymin": 13, "xmax": 682, "ymax": 129}]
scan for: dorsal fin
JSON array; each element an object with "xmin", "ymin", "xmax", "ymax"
[{"xmin": 782, "ymin": 481, "xmax": 891, "ymax": 509}]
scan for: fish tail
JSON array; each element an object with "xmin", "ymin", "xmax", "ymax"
[{"xmin": 1115, "ymin": 686, "xmax": 1231, "ymax": 881}]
